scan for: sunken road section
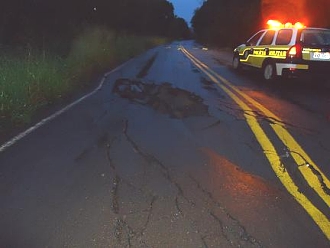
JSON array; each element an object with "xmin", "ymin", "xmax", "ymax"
[{"xmin": 113, "ymin": 79, "xmax": 209, "ymax": 119}]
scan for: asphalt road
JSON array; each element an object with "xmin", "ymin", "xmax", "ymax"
[{"xmin": 0, "ymin": 40, "xmax": 329, "ymax": 247}]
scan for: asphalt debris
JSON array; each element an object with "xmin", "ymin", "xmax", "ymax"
[{"xmin": 113, "ymin": 79, "xmax": 209, "ymax": 119}]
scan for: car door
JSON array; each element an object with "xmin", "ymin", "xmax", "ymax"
[
  {"xmin": 242, "ymin": 30, "xmax": 266, "ymax": 66},
  {"xmin": 250, "ymin": 30, "xmax": 276, "ymax": 68}
]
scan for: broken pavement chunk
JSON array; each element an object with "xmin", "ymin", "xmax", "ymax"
[{"xmin": 113, "ymin": 78, "xmax": 208, "ymax": 119}]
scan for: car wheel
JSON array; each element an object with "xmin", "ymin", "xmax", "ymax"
[
  {"xmin": 263, "ymin": 62, "xmax": 275, "ymax": 81},
  {"xmin": 232, "ymin": 55, "xmax": 241, "ymax": 71}
]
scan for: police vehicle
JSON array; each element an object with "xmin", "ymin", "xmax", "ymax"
[{"xmin": 232, "ymin": 20, "xmax": 330, "ymax": 81}]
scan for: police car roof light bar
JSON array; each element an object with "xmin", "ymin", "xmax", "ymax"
[{"xmin": 267, "ymin": 20, "xmax": 305, "ymax": 29}]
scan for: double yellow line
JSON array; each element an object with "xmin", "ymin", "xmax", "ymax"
[{"xmin": 180, "ymin": 46, "xmax": 330, "ymax": 239}]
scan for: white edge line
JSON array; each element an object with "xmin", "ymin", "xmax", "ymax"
[{"xmin": 0, "ymin": 59, "xmax": 132, "ymax": 153}]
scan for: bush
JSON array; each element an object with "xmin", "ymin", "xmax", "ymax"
[
  {"xmin": 0, "ymin": 26, "xmax": 167, "ymax": 128},
  {"xmin": 66, "ymin": 27, "xmax": 117, "ymax": 85},
  {"xmin": 0, "ymin": 54, "xmax": 66, "ymax": 124}
]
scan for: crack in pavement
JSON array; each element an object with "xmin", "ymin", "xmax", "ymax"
[
  {"xmin": 209, "ymin": 211, "xmax": 234, "ymax": 246},
  {"xmin": 216, "ymin": 107, "xmax": 245, "ymax": 123},
  {"xmin": 111, "ymin": 175, "xmax": 120, "ymax": 214},
  {"xmin": 201, "ymin": 235, "xmax": 209, "ymax": 248},
  {"xmin": 114, "ymin": 196, "xmax": 157, "ymax": 247},
  {"xmin": 137, "ymin": 53, "xmax": 158, "ymax": 79},
  {"xmin": 244, "ymin": 110, "xmax": 315, "ymax": 133},
  {"xmin": 122, "ymin": 119, "xmax": 195, "ymax": 207},
  {"xmin": 201, "ymin": 120, "xmax": 222, "ymax": 130},
  {"xmin": 104, "ymin": 136, "xmax": 122, "ymax": 214},
  {"xmin": 217, "ymin": 99, "xmax": 316, "ymax": 134},
  {"xmin": 244, "ymin": 141, "xmax": 262, "ymax": 155},
  {"xmin": 289, "ymin": 150, "xmax": 330, "ymax": 196},
  {"xmin": 319, "ymin": 141, "xmax": 330, "ymax": 152},
  {"xmin": 273, "ymin": 145, "xmax": 330, "ymax": 197},
  {"xmin": 263, "ymin": 149, "xmax": 287, "ymax": 173},
  {"xmin": 104, "ymin": 134, "xmax": 157, "ymax": 247},
  {"xmin": 175, "ymin": 196, "xmax": 183, "ymax": 216},
  {"xmin": 140, "ymin": 196, "xmax": 157, "ymax": 235},
  {"xmin": 114, "ymin": 217, "xmax": 135, "ymax": 247},
  {"xmin": 102, "ymin": 118, "xmax": 267, "ymax": 246},
  {"xmin": 189, "ymin": 176, "xmax": 263, "ymax": 248},
  {"xmin": 106, "ymin": 139, "xmax": 116, "ymax": 171},
  {"xmin": 74, "ymin": 148, "xmax": 90, "ymax": 162}
]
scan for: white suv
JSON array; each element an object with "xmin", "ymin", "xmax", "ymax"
[{"xmin": 233, "ymin": 21, "xmax": 330, "ymax": 81}]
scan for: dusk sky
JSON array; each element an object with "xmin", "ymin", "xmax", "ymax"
[{"xmin": 169, "ymin": 0, "xmax": 203, "ymax": 25}]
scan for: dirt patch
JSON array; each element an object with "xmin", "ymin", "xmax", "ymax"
[{"xmin": 113, "ymin": 78, "xmax": 208, "ymax": 119}]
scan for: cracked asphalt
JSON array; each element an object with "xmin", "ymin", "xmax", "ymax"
[{"xmin": 0, "ymin": 41, "xmax": 329, "ymax": 247}]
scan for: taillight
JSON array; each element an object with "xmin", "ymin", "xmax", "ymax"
[{"xmin": 287, "ymin": 44, "xmax": 302, "ymax": 59}]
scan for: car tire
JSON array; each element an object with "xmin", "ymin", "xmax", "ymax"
[
  {"xmin": 232, "ymin": 54, "xmax": 241, "ymax": 71},
  {"xmin": 263, "ymin": 61, "xmax": 275, "ymax": 81}
]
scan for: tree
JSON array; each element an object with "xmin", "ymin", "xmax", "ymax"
[
  {"xmin": 169, "ymin": 17, "xmax": 191, "ymax": 39},
  {"xmin": 192, "ymin": 0, "xmax": 262, "ymax": 47},
  {"xmin": 0, "ymin": 0, "xmax": 190, "ymax": 47}
]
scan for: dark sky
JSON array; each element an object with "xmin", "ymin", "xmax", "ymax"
[{"xmin": 168, "ymin": 0, "xmax": 202, "ymax": 25}]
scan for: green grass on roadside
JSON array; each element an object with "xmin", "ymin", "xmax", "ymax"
[
  {"xmin": 0, "ymin": 26, "xmax": 167, "ymax": 129},
  {"xmin": 66, "ymin": 27, "xmax": 167, "ymax": 83},
  {"xmin": 0, "ymin": 55, "xmax": 67, "ymax": 124}
]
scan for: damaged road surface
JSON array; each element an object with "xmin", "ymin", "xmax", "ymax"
[
  {"xmin": 113, "ymin": 79, "xmax": 208, "ymax": 119},
  {"xmin": 0, "ymin": 41, "xmax": 329, "ymax": 247}
]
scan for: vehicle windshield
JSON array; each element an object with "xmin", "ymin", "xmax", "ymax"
[{"xmin": 301, "ymin": 29, "xmax": 330, "ymax": 46}]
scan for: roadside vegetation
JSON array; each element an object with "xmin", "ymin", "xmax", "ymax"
[
  {"xmin": 0, "ymin": 0, "xmax": 190, "ymax": 134},
  {"xmin": 0, "ymin": 27, "xmax": 167, "ymax": 129}
]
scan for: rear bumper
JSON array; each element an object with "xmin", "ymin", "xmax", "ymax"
[
  {"xmin": 275, "ymin": 63, "xmax": 308, "ymax": 76},
  {"xmin": 275, "ymin": 59, "xmax": 329, "ymax": 77}
]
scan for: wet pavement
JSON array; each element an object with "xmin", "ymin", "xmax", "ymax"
[
  {"xmin": 0, "ymin": 41, "xmax": 329, "ymax": 247},
  {"xmin": 113, "ymin": 79, "xmax": 208, "ymax": 119}
]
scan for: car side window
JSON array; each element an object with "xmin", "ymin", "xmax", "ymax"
[
  {"xmin": 259, "ymin": 30, "xmax": 275, "ymax": 45},
  {"xmin": 246, "ymin": 31, "xmax": 265, "ymax": 46},
  {"xmin": 275, "ymin": 29, "xmax": 293, "ymax": 45}
]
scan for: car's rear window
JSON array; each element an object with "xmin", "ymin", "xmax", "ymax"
[
  {"xmin": 301, "ymin": 29, "xmax": 330, "ymax": 46},
  {"xmin": 275, "ymin": 29, "xmax": 292, "ymax": 45}
]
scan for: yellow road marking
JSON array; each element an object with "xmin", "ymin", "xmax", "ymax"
[
  {"xmin": 184, "ymin": 47, "xmax": 330, "ymax": 208},
  {"xmin": 206, "ymin": 54, "xmax": 330, "ymax": 208},
  {"xmin": 180, "ymin": 46, "xmax": 330, "ymax": 240}
]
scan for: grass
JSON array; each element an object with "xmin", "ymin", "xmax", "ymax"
[
  {"xmin": 0, "ymin": 54, "xmax": 67, "ymax": 124},
  {"xmin": 0, "ymin": 26, "xmax": 167, "ymax": 130},
  {"xmin": 66, "ymin": 27, "xmax": 166, "ymax": 85}
]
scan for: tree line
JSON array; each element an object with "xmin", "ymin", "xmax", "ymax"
[
  {"xmin": 192, "ymin": 0, "xmax": 330, "ymax": 47},
  {"xmin": 0, "ymin": 0, "xmax": 190, "ymax": 49}
]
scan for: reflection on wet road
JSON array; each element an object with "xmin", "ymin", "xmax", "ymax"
[
  {"xmin": 0, "ymin": 41, "xmax": 329, "ymax": 247},
  {"xmin": 180, "ymin": 46, "xmax": 330, "ymax": 239}
]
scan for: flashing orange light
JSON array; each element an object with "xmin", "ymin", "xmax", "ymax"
[
  {"xmin": 267, "ymin": 20, "xmax": 282, "ymax": 29},
  {"xmin": 267, "ymin": 20, "xmax": 305, "ymax": 29},
  {"xmin": 294, "ymin": 22, "xmax": 305, "ymax": 29},
  {"xmin": 284, "ymin": 22, "xmax": 293, "ymax": 28}
]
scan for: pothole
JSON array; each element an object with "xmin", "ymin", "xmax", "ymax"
[{"xmin": 113, "ymin": 78, "xmax": 208, "ymax": 119}]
